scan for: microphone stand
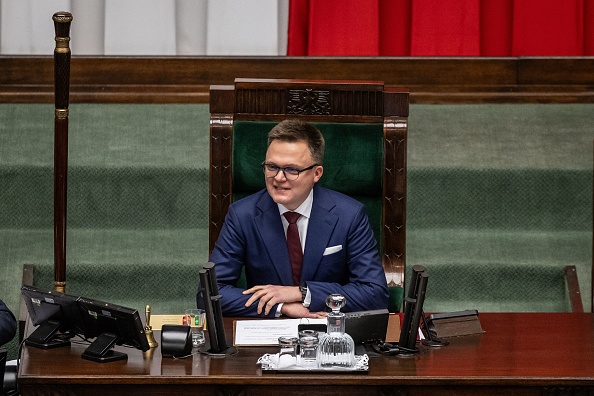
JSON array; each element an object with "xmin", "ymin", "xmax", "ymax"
[{"xmin": 199, "ymin": 263, "xmax": 236, "ymax": 355}]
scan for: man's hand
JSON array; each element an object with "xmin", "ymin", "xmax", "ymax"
[
  {"xmin": 281, "ymin": 302, "xmax": 327, "ymax": 319},
  {"xmin": 243, "ymin": 285, "xmax": 301, "ymax": 315}
]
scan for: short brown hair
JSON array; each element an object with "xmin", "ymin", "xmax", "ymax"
[{"xmin": 267, "ymin": 120, "xmax": 325, "ymax": 164}]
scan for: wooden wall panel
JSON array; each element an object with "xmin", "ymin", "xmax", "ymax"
[{"xmin": 0, "ymin": 56, "xmax": 592, "ymax": 104}]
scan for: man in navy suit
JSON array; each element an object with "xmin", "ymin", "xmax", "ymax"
[
  {"xmin": 0, "ymin": 299, "xmax": 16, "ymax": 346},
  {"xmin": 206, "ymin": 120, "xmax": 389, "ymax": 318}
]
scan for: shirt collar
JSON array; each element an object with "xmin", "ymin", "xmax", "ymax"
[{"xmin": 278, "ymin": 189, "xmax": 314, "ymax": 219}]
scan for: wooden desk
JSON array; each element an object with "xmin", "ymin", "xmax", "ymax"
[{"xmin": 18, "ymin": 313, "xmax": 594, "ymax": 395}]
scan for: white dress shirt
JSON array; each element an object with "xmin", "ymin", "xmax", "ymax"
[{"xmin": 275, "ymin": 189, "xmax": 314, "ymax": 315}]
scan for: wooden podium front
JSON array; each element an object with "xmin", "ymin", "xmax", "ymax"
[{"xmin": 18, "ymin": 313, "xmax": 594, "ymax": 396}]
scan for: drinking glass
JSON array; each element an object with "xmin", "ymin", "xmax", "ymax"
[
  {"xmin": 278, "ymin": 336, "xmax": 299, "ymax": 368},
  {"xmin": 298, "ymin": 335, "xmax": 319, "ymax": 368},
  {"xmin": 185, "ymin": 309, "xmax": 205, "ymax": 347}
]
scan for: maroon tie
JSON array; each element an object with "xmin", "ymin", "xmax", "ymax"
[{"xmin": 283, "ymin": 212, "xmax": 303, "ymax": 285}]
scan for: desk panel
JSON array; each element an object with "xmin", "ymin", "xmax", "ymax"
[{"xmin": 19, "ymin": 313, "xmax": 594, "ymax": 396}]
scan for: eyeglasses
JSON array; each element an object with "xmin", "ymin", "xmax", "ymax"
[{"xmin": 261, "ymin": 162, "xmax": 317, "ymax": 181}]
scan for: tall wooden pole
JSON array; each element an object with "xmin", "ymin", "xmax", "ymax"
[{"xmin": 53, "ymin": 11, "xmax": 72, "ymax": 293}]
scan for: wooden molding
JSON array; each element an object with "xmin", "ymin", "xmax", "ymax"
[{"xmin": 1, "ymin": 56, "xmax": 593, "ymax": 104}]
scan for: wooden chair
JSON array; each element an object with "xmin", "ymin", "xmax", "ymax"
[{"xmin": 209, "ymin": 78, "xmax": 409, "ymax": 312}]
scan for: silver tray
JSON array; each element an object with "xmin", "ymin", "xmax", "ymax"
[{"xmin": 257, "ymin": 353, "xmax": 369, "ymax": 373}]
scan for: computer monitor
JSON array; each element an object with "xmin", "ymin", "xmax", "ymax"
[
  {"xmin": 21, "ymin": 284, "xmax": 85, "ymax": 349},
  {"xmin": 0, "ymin": 347, "xmax": 7, "ymax": 382},
  {"xmin": 398, "ymin": 265, "xmax": 429, "ymax": 353},
  {"xmin": 77, "ymin": 297, "xmax": 150, "ymax": 363},
  {"xmin": 345, "ymin": 309, "xmax": 390, "ymax": 344}
]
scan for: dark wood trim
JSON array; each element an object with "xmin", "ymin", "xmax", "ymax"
[
  {"xmin": 19, "ymin": 264, "xmax": 34, "ymax": 342},
  {"xmin": 1, "ymin": 56, "xmax": 593, "ymax": 104},
  {"xmin": 382, "ymin": 115, "xmax": 407, "ymax": 293},
  {"xmin": 565, "ymin": 265, "xmax": 584, "ymax": 313}
]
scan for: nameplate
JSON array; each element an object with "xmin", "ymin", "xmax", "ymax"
[
  {"xmin": 426, "ymin": 310, "xmax": 484, "ymax": 338},
  {"xmin": 149, "ymin": 314, "xmax": 185, "ymax": 330}
]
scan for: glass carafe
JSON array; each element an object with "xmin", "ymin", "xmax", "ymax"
[{"xmin": 318, "ymin": 294, "xmax": 355, "ymax": 368}]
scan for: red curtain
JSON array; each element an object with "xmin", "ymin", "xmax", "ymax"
[{"xmin": 287, "ymin": 0, "xmax": 594, "ymax": 56}]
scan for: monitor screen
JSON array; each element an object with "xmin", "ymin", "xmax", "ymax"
[
  {"xmin": 345, "ymin": 309, "xmax": 389, "ymax": 344},
  {"xmin": 21, "ymin": 284, "xmax": 85, "ymax": 349},
  {"xmin": 77, "ymin": 297, "xmax": 150, "ymax": 362}
]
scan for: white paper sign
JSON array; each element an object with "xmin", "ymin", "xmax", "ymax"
[{"xmin": 234, "ymin": 318, "xmax": 326, "ymax": 346}]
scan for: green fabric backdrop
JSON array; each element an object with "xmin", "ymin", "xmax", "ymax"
[{"xmin": 0, "ymin": 103, "xmax": 591, "ymax": 360}]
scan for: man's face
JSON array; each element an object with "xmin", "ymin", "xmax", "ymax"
[{"xmin": 264, "ymin": 140, "xmax": 323, "ymax": 211}]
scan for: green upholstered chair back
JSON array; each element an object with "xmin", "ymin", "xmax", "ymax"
[{"xmin": 209, "ymin": 79, "xmax": 409, "ymax": 311}]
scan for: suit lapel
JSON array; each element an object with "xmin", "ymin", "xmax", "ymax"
[
  {"xmin": 254, "ymin": 192, "xmax": 293, "ymax": 285},
  {"xmin": 302, "ymin": 187, "xmax": 338, "ymax": 282}
]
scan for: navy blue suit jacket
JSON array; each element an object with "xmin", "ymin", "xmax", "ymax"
[
  {"xmin": 0, "ymin": 299, "xmax": 16, "ymax": 346},
  {"xmin": 204, "ymin": 184, "xmax": 389, "ymax": 317}
]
